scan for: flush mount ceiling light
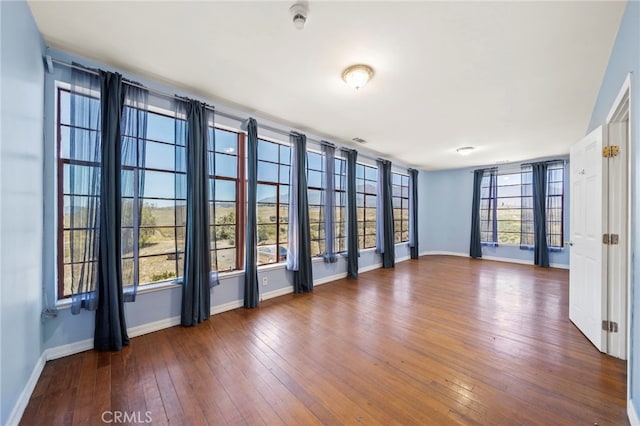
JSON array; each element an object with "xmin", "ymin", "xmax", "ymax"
[
  {"xmin": 342, "ymin": 64, "xmax": 374, "ymax": 90},
  {"xmin": 456, "ymin": 146, "xmax": 475, "ymax": 156}
]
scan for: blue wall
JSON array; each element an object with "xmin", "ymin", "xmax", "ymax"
[
  {"xmin": 0, "ymin": 1, "xmax": 45, "ymax": 424},
  {"xmin": 423, "ymin": 159, "xmax": 570, "ymax": 267},
  {"xmin": 39, "ymin": 48, "xmax": 422, "ymax": 351},
  {"xmin": 587, "ymin": 0, "xmax": 640, "ymax": 417}
]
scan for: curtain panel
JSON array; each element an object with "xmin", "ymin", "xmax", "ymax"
[
  {"xmin": 532, "ymin": 162, "xmax": 550, "ymax": 267},
  {"xmin": 322, "ymin": 142, "xmax": 338, "ymax": 263},
  {"xmin": 95, "ymin": 71, "xmax": 129, "ymax": 351},
  {"xmin": 181, "ymin": 100, "xmax": 217, "ymax": 326},
  {"xmin": 376, "ymin": 159, "xmax": 395, "ymax": 268},
  {"xmin": 287, "ymin": 132, "xmax": 314, "ymax": 292},
  {"xmin": 470, "ymin": 169, "xmax": 484, "ymax": 258},
  {"xmin": 343, "ymin": 148, "xmax": 359, "ymax": 278},
  {"xmin": 408, "ymin": 168, "xmax": 419, "ymax": 259},
  {"xmin": 69, "ymin": 67, "xmax": 101, "ymax": 315},
  {"xmin": 244, "ymin": 118, "xmax": 260, "ymax": 308}
]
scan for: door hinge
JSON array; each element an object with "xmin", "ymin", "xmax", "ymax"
[
  {"xmin": 603, "ymin": 145, "xmax": 620, "ymax": 158},
  {"xmin": 602, "ymin": 234, "xmax": 619, "ymax": 245},
  {"xmin": 602, "ymin": 320, "xmax": 619, "ymax": 333},
  {"xmin": 603, "ymin": 234, "xmax": 609, "ymax": 244}
]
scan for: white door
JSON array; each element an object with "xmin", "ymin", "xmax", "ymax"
[
  {"xmin": 606, "ymin": 121, "xmax": 628, "ymax": 359},
  {"xmin": 569, "ymin": 125, "xmax": 607, "ymax": 352}
]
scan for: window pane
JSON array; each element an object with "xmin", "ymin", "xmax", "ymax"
[
  {"xmin": 139, "ymin": 254, "xmax": 178, "ymax": 285},
  {"xmin": 307, "ymin": 170, "xmax": 323, "ymax": 188},
  {"xmin": 279, "ymin": 145, "xmax": 291, "ymax": 165},
  {"xmin": 140, "ymin": 200, "xmax": 175, "ymax": 227},
  {"xmin": 308, "ymin": 189, "xmax": 323, "ymax": 205},
  {"xmin": 215, "ymin": 179, "xmax": 236, "ymax": 202},
  {"xmin": 257, "ymin": 184, "xmax": 277, "ymax": 203},
  {"xmin": 213, "ymin": 153, "xmax": 237, "ymax": 178},
  {"xmin": 279, "ymin": 165, "xmax": 290, "ymax": 184},
  {"xmin": 143, "ymin": 141, "xmax": 176, "ymax": 171},
  {"xmin": 214, "ymin": 202, "xmax": 236, "ymax": 225},
  {"xmin": 257, "ymin": 224, "xmax": 277, "ymax": 245},
  {"xmin": 307, "ymin": 152, "xmax": 323, "ymax": 170},
  {"xmin": 258, "ymin": 160, "xmax": 279, "ymax": 182},
  {"xmin": 143, "ymin": 170, "xmax": 175, "ymax": 199},
  {"xmin": 216, "ymin": 248, "xmax": 236, "ymax": 272},
  {"xmin": 258, "ymin": 140, "xmax": 279, "ymax": 162},
  {"xmin": 63, "ymin": 195, "xmax": 98, "ymax": 228},
  {"xmin": 60, "ymin": 126, "xmax": 100, "ymax": 162},
  {"xmin": 146, "ymin": 112, "xmax": 175, "ymax": 144},
  {"xmin": 213, "ymin": 129, "xmax": 238, "ymax": 154},
  {"xmin": 257, "ymin": 203, "xmax": 277, "ymax": 224},
  {"xmin": 63, "ymin": 164, "xmax": 100, "ymax": 195}
]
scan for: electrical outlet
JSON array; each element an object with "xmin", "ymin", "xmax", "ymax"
[{"xmin": 262, "ymin": 277, "xmax": 268, "ymax": 286}]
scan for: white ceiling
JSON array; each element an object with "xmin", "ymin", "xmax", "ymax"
[{"xmin": 28, "ymin": 1, "xmax": 625, "ymax": 170}]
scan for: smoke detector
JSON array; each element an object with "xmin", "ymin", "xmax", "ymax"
[{"xmin": 290, "ymin": 2, "xmax": 308, "ymax": 30}]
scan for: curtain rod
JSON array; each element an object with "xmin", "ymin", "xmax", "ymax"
[
  {"xmin": 471, "ymin": 159, "xmax": 566, "ymax": 173},
  {"xmin": 49, "ymin": 56, "xmax": 388, "ymax": 165}
]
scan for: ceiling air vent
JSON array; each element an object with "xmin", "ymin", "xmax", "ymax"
[{"xmin": 352, "ymin": 137, "xmax": 367, "ymax": 144}]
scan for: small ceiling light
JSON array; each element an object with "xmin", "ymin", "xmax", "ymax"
[
  {"xmin": 456, "ymin": 146, "xmax": 475, "ymax": 156},
  {"xmin": 342, "ymin": 64, "xmax": 374, "ymax": 90}
]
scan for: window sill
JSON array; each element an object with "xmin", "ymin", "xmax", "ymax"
[{"xmin": 54, "ymin": 268, "xmax": 247, "ymax": 310}]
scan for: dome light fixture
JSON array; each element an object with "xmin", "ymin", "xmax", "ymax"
[
  {"xmin": 342, "ymin": 64, "xmax": 374, "ymax": 90},
  {"xmin": 456, "ymin": 146, "xmax": 475, "ymax": 156}
]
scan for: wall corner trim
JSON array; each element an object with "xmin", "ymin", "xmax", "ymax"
[
  {"xmin": 628, "ymin": 399, "xmax": 640, "ymax": 426},
  {"xmin": 5, "ymin": 353, "xmax": 46, "ymax": 426}
]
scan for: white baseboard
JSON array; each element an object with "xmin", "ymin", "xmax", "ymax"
[
  {"xmin": 482, "ymin": 255, "xmax": 569, "ymax": 270},
  {"xmin": 44, "ymin": 338, "xmax": 93, "ymax": 361},
  {"xmin": 423, "ymin": 251, "xmax": 468, "ymax": 257},
  {"xmin": 360, "ymin": 262, "xmax": 383, "ymax": 273},
  {"xmin": 5, "ymin": 353, "xmax": 46, "ymax": 426},
  {"xmin": 629, "ymin": 399, "xmax": 640, "ymax": 426},
  {"xmin": 422, "ymin": 251, "xmax": 569, "ymax": 270},
  {"xmin": 261, "ymin": 285, "xmax": 294, "ymax": 301},
  {"xmin": 129, "ymin": 315, "xmax": 182, "ymax": 338},
  {"xmin": 210, "ymin": 300, "xmax": 244, "ymax": 315},
  {"xmin": 315, "ymin": 272, "xmax": 348, "ymax": 286}
]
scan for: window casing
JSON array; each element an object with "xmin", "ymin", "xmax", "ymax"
[
  {"xmin": 480, "ymin": 163, "xmax": 565, "ymax": 248},
  {"xmin": 356, "ymin": 163, "xmax": 378, "ymax": 249},
  {"xmin": 307, "ymin": 150, "xmax": 325, "ymax": 257},
  {"xmin": 334, "ymin": 157, "xmax": 347, "ymax": 253},
  {"xmin": 57, "ymin": 86, "xmax": 248, "ymax": 299},
  {"xmin": 256, "ymin": 139, "xmax": 290, "ymax": 265},
  {"xmin": 208, "ymin": 127, "xmax": 242, "ymax": 272},
  {"xmin": 391, "ymin": 172, "xmax": 410, "ymax": 243}
]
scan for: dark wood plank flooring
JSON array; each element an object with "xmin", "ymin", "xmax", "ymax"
[{"xmin": 22, "ymin": 256, "xmax": 628, "ymax": 425}]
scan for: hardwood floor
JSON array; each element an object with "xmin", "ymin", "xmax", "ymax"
[{"xmin": 22, "ymin": 256, "xmax": 628, "ymax": 425}]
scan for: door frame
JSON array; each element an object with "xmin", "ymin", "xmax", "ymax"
[{"xmin": 605, "ymin": 72, "xmax": 632, "ymax": 413}]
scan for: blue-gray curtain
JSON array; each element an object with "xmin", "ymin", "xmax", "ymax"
[
  {"xmin": 408, "ymin": 168, "xmax": 419, "ymax": 259},
  {"xmin": 322, "ymin": 142, "xmax": 338, "ymax": 263},
  {"xmin": 181, "ymin": 100, "xmax": 214, "ymax": 326},
  {"xmin": 377, "ymin": 159, "xmax": 395, "ymax": 268},
  {"xmin": 532, "ymin": 162, "xmax": 550, "ymax": 267},
  {"xmin": 343, "ymin": 148, "xmax": 359, "ymax": 278},
  {"xmin": 95, "ymin": 71, "xmax": 128, "ymax": 351},
  {"xmin": 470, "ymin": 169, "xmax": 484, "ymax": 259},
  {"xmin": 287, "ymin": 132, "xmax": 314, "ymax": 292},
  {"xmin": 244, "ymin": 118, "xmax": 260, "ymax": 308},
  {"xmin": 69, "ymin": 67, "xmax": 101, "ymax": 315},
  {"xmin": 120, "ymin": 82, "xmax": 148, "ymax": 303}
]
